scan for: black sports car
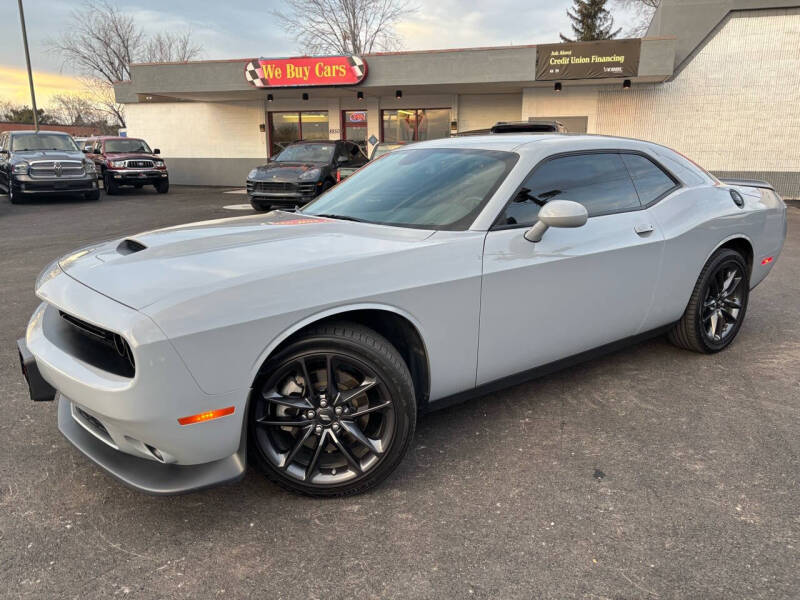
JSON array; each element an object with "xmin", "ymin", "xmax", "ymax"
[{"xmin": 247, "ymin": 140, "xmax": 367, "ymax": 212}]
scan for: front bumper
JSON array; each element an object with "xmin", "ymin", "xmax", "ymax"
[
  {"xmin": 12, "ymin": 174, "xmax": 98, "ymax": 194},
  {"xmin": 57, "ymin": 394, "xmax": 246, "ymax": 495},
  {"xmin": 107, "ymin": 168, "xmax": 168, "ymax": 185},
  {"xmin": 246, "ymin": 179, "xmax": 321, "ymax": 205},
  {"xmin": 24, "ymin": 269, "xmax": 250, "ymax": 494}
]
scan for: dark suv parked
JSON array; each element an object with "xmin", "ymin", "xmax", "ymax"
[
  {"xmin": 247, "ymin": 140, "xmax": 367, "ymax": 211},
  {"xmin": 84, "ymin": 136, "xmax": 169, "ymax": 194},
  {"xmin": 0, "ymin": 131, "xmax": 99, "ymax": 203}
]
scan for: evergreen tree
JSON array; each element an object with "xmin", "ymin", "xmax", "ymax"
[{"xmin": 560, "ymin": 0, "xmax": 621, "ymax": 42}]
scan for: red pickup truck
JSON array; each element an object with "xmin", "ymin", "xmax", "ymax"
[{"xmin": 83, "ymin": 136, "xmax": 169, "ymax": 195}]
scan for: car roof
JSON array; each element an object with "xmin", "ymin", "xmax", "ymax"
[
  {"xmin": 402, "ymin": 133, "xmax": 661, "ymax": 153},
  {"xmin": 10, "ymin": 130, "xmax": 71, "ymax": 136}
]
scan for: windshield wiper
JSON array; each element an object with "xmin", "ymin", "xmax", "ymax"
[{"xmin": 313, "ymin": 213, "xmax": 369, "ymax": 223}]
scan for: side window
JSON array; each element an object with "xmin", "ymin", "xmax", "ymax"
[
  {"xmin": 499, "ymin": 153, "xmax": 641, "ymax": 227},
  {"xmin": 621, "ymin": 153, "xmax": 678, "ymax": 204},
  {"xmin": 93, "ymin": 140, "xmax": 103, "ymax": 154},
  {"xmin": 0, "ymin": 133, "xmax": 6, "ymax": 151}
]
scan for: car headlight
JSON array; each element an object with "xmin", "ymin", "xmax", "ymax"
[
  {"xmin": 12, "ymin": 161, "xmax": 29, "ymax": 175},
  {"xmin": 83, "ymin": 159, "xmax": 96, "ymax": 173},
  {"xmin": 153, "ymin": 159, "xmax": 165, "ymax": 167},
  {"xmin": 248, "ymin": 168, "xmax": 258, "ymax": 180},
  {"xmin": 298, "ymin": 168, "xmax": 321, "ymax": 181},
  {"xmin": 109, "ymin": 160, "xmax": 126, "ymax": 168}
]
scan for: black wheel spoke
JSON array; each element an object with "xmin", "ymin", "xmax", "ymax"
[
  {"xmin": 282, "ymin": 425, "xmax": 314, "ymax": 470},
  {"xmin": 721, "ymin": 308, "xmax": 738, "ymax": 323},
  {"xmin": 340, "ymin": 420, "xmax": 382, "ymax": 454},
  {"xmin": 330, "ymin": 431, "xmax": 362, "ymax": 473},
  {"xmin": 335, "ymin": 377, "xmax": 378, "ymax": 407},
  {"xmin": 325, "ymin": 354, "xmax": 338, "ymax": 399},
  {"xmin": 262, "ymin": 390, "xmax": 313, "ymax": 411},
  {"xmin": 257, "ymin": 417, "xmax": 312, "ymax": 428},
  {"xmin": 305, "ymin": 429, "xmax": 328, "ymax": 481},
  {"xmin": 345, "ymin": 400, "xmax": 392, "ymax": 419},
  {"xmin": 298, "ymin": 358, "xmax": 316, "ymax": 402},
  {"xmin": 723, "ymin": 297, "xmax": 742, "ymax": 309}
]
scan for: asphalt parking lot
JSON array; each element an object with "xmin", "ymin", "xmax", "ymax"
[{"xmin": 0, "ymin": 186, "xmax": 798, "ymax": 599}]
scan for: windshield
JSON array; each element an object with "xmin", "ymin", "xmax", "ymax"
[
  {"xmin": 302, "ymin": 148, "xmax": 518, "ymax": 230},
  {"xmin": 105, "ymin": 138, "xmax": 152, "ymax": 153},
  {"xmin": 275, "ymin": 144, "xmax": 334, "ymax": 163},
  {"xmin": 11, "ymin": 133, "xmax": 77, "ymax": 152},
  {"xmin": 371, "ymin": 144, "xmax": 405, "ymax": 159}
]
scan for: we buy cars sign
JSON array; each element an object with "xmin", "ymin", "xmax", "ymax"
[{"xmin": 245, "ymin": 55, "xmax": 367, "ymax": 88}]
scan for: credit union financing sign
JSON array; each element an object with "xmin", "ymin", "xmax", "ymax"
[
  {"xmin": 245, "ymin": 55, "xmax": 367, "ymax": 88},
  {"xmin": 535, "ymin": 39, "xmax": 641, "ymax": 81}
]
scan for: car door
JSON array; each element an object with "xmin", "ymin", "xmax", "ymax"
[{"xmin": 477, "ymin": 151, "xmax": 665, "ymax": 385}]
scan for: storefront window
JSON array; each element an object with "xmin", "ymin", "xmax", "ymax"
[
  {"xmin": 381, "ymin": 109, "xmax": 450, "ymax": 143},
  {"xmin": 268, "ymin": 111, "xmax": 329, "ymax": 156},
  {"xmin": 343, "ymin": 110, "xmax": 368, "ymax": 154}
]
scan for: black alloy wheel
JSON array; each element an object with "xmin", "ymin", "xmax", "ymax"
[
  {"xmin": 248, "ymin": 322, "xmax": 416, "ymax": 496},
  {"xmin": 668, "ymin": 248, "xmax": 749, "ymax": 353}
]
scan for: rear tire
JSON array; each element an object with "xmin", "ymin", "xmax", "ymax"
[
  {"xmin": 668, "ymin": 248, "xmax": 749, "ymax": 353},
  {"xmin": 154, "ymin": 180, "xmax": 169, "ymax": 194},
  {"xmin": 248, "ymin": 321, "xmax": 416, "ymax": 497}
]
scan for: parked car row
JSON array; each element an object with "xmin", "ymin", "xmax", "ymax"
[{"xmin": 0, "ymin": 131, "xmax": 169, "ymax": 204}]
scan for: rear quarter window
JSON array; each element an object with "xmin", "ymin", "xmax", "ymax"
[{"xmin": 621, "ymin": 153, "xmax": 679, "ymax": 205}]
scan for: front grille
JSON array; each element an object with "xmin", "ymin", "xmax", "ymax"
[
  {"xmin": 25, "ymin": 180, "xmax": 91, "ymax": 191},
  {"xmin": 59, "ymin": 311, "xmax": 135, "ymax": 377},
  {"xmin": 124, "ymin": 160, "xmax": 154, "ymax": 168},
  {"xmin": 29, "ymin": 160, "xmax": 85, "ymax": 179},
  {"xmin": 72, "ymin": 404, "xmax": 117, "ymax": 448},
  {"xmin": 250, "ymin": 181, "xmax": 297, "ymax": 193}
]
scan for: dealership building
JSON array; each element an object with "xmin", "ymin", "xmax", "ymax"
[{"xmin": 114, "ymin": 0, "xmax": 800, "ymax": 198}]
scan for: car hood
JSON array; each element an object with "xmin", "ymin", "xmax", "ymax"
[
  {"xmin": 12, "ymin": 150, "xmax": 84, "ymax": 162},
  {"xmin": 57, "ymin": 211, "xmax": 434, "ymax": 310},
  {"xmin": 251, "ymin": 162, "xmax": 326, "ymax": 182},
  {"xmin": 105, "ymin": 152, "xmax": 160, "ymax": 161}
]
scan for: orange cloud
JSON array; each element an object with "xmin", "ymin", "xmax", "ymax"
[{"xmin": 0, "ymin": 64, "xmax": 87, "ymax": 107}]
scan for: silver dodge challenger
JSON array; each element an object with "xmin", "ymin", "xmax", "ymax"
[{"xmin": 18, "ymin": 134, "xmax": 787, "ymax": 496}]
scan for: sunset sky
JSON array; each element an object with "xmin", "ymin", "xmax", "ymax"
[{"xmin": 1, "ymin": 0, "xmax": 639, "ymax": 109}]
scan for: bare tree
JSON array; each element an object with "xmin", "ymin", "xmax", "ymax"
[
  {"xmin": 50, "ymin": 93, "xmax": 103, "ymax": 125},
  {"xmin": 615, "ymin": 0, "xmax": 659, "ymax": 37},
  {"xmin": 142, "ymin": 30, "xmax": 203, "ymax": 63},
  {"xmin": 80, "ymin": 77, "xmax": 127, "ymax": 129},
  {"xmin": 273, "ymin": 0, "xmax": 410, "ymax": 55},
  {"xmin": 47, "ymin": 1, "xmax": 203, "ymax": 129},
  {"xmin": 50, "ymin": 0, "xmax": 142, "ymax": 84}
]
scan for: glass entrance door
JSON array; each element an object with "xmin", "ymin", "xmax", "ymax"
[
  {"xmin": 381, "ymin": 109, "xmax": 450, "ymax": 142},
  {"xmin": 343, "ymin": 110, "xmax": 368, "ymax": 155}
]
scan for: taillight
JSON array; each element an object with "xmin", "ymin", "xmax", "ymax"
[{"xmin": 335, "ymin": 169, "xmax": 341, "ymax": 183}]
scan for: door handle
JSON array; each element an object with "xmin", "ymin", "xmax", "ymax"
[{"xmin": 634, "ymin": 223, "xmax": 655, "ymax": 235}]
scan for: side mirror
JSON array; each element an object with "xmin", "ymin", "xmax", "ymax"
[
  {"xmin": 153, "ymin": 148, "xmax": 161, "ymax": 154},
  {"xmin": 82, "ymin": 148, "xmax": 90, "ymax": 153},
  {"xmin": 524, "ymin": 200, "xmax": 588, "ymax": 242}
]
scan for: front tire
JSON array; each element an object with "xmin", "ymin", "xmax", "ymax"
[
  {"xmin": 668, "ymin": 248, "xmax": 749, "ymax": 353},
  {"xmin": 103, "ymin": 172, "xmax": 118, "ymax": 195},
  {"xmin": 84, "ymin": 189, "xmax": 100, "ymax": 201},
  {"xmin": 248, "ymin": 322, "xmax": 416, "ymax": 497},
  {"xmin": 8, "ymin": 184, "xmax": 22, "ymax": 204},
  {"xmin": 154, "ymin": 180, "xmax": 169, "ymax": 194},
  {"xmin": 250, "ymin": 199, "xmax": 270, "ymax": 212}
]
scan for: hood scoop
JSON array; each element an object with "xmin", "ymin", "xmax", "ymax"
[{"xmin": 117, "ymin": 239, "xmax": 147, "ymax": 255}]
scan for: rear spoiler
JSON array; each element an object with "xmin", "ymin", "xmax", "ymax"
[{"xmin": 720, "ymin": 178, "xmax": 775, "ymax": 191}]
